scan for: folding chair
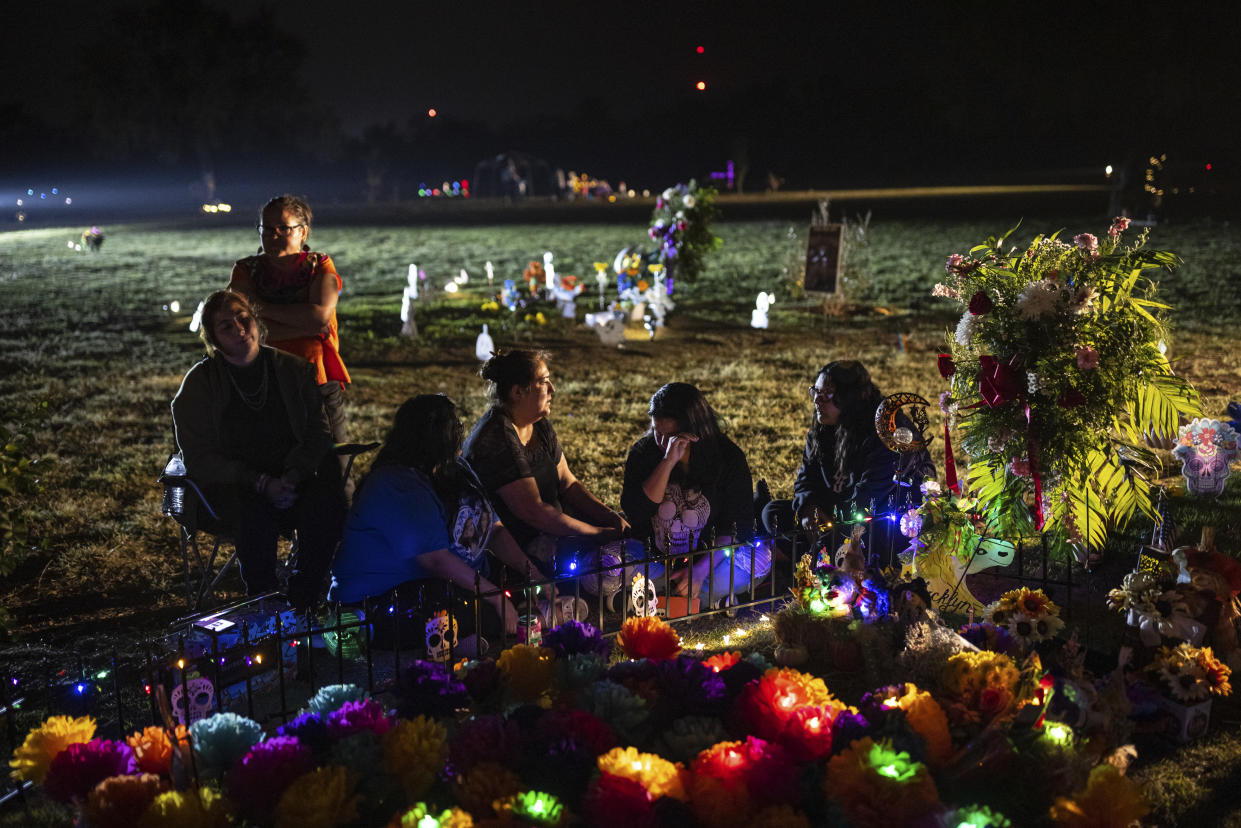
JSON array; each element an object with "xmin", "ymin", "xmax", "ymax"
[{"xmin": 159, "ymin": 442, "xmax": 379, "ymax": 612}]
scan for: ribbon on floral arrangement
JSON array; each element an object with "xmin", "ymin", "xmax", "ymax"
[
  {"xmin": 943, "ymin": 422, "xmax": 960, "ymax": 494},
  {"xmin": 1025, "ymin": 401, "xmax": 1044, "ymax": 531},
  {"xmin": 977, "ymin": 354, "xmax": 1023, "ymax": 408}
]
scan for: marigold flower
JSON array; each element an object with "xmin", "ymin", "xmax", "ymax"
[
  {"xmin": 617, "ymin": 616, "xmax": 682, "ymax": 661},
  {"xmin": 824, "ymin": 737, "xmax": 940, "ymax": 828},
  {"xmin": 9, "ymin": 714, "xmax": 96, "ymax": 784}
]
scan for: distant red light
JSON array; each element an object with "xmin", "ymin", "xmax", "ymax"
[
  {"xmin": 696, "ymin": 81, "xmax": 706, "ymax": 91},
  {"xmin": 1205, "ymin": 162, "xmax": 1212, "ymax": 171},
  {"xmin": 427, "ymin": 108, "xmax": 437, "ymax": 118},
  {"xmin": 461, "ymin": 179, "xmax": 469, "ymax": 188},
  {"xmin": 696, "ymin": 45, "xmax": 705, "ymax": 54}
]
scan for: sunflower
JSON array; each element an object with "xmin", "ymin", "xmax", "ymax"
[{"xmin": 1160, "ymin": 656, "xmax": 1210, "ymax": 703}]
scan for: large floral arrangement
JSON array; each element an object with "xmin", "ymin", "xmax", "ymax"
[
  {"xmin": 10, "ymin": 617, "xmax": 1150, "ymax": 827},
  {"xmin": 982, "ymin": 588, "xmax": 1065, "ymax": 654},
  {"xmin": 648, "ymin": 180, "xmax": 721, "ymax": 285},
  {"xmin": 936, "ymin": 219, "xmax": 1201, "ymax": 555}
]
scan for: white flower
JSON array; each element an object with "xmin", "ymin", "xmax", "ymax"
[
  {"xmin": 920, "ymin": 480, "xmax": 942, "ymax": 497},
  {"xmin": 662, "ymin": 188, "xmax": 676, "ymax": 201},
  {"xmin": 683, "ymin": 195, "xmax": 696, "ymax": 209},
  {"xmin": 1162, "ymin": 658, "xmax": 1210, "ymax": 703},
  {"xmin": 1070, "ymin": 285, "xmax": 1098, "ymax": 315},
  {"xmin": 955, "ymin": 310, "xmax": 979, "ymax": 345},
  {"xmin": 1026, "ymin": 371, "xmax": 1041, "ymax": 394},
  {"xmin": 1016, "ymin": 279, "xmax": 1063, "ymax": 319},
  {"xmin": 1005, "ymin": 611, "xmax": 1038, "ymax": 649},
  {"xmin": 675, "ymin": 210, "xmax": 685, "ymax": 220},
  {"xmin": 932, "ymin": 282, "xmax": 961, "ymax": 299}
]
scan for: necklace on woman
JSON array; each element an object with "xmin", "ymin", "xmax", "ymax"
[{"xmin": 227, "ymin": 358, "xmax": 270, "ymax": 410}]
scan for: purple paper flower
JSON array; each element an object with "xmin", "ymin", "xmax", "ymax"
[
  {"xmin": 276, "ymin": 711, "xmax": 329, "ymax": 754},
  {"xmin": 43, "ymin": 739, "xmax": 138, "ymax": 803},
  {"xmin": 326, "ymin": 698, "xmax": 391, "ymax": 739},
  {"xmin": 227, "ymin": 736, "xmax": 314, "ymax": 821},
  {"xmin": 647, "ymin": 656, "xmax": 727, "ymax": 727},
  {"xmin": 392, "ymin": 659, "xmax": 469, "ymax": 720},
  {"xmin": 542, "ymin": 620, "xmax": 611, "ymax": 659},
  {"xmin": 829, "ymin": 710, "xmax": 871, "ymax": 753}
]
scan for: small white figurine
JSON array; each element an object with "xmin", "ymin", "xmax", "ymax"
[
  {"xmin": 751, "ymin": 291, "xmax": 775, "ymax": 329},
  {"xmin": 189, "ymin": 300, "xmax": 205, "ymax": 332},
  {"xmin": 543, "ymin": 251, "xmax": 556, "ymax": 289},
  {"xmin": 585, "ymin": 310, "xmax": 626, "ymax": 347},
  {"xmin": 485, "ymin": 260, "xmax": 495, "ymax": 287},
  {"xmin": 401, "ymin": 264, "xmax": 419, "ymax": 338},
  {"xmin": 476, "ymin": 324, "xmax": 495, "ymax": 362},
  {"xmin": 457, "ymin": 268, "xmax": 469, "ymax": 284}
]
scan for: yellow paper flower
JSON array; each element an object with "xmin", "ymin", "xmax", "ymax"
[
  {"xmin": 138, "ymin": 786, "xmax": 233, "ymax": 828},
  {"xmin": 9, "ymin": 714, "xmax": 96, "ymax": 784},
  {"xmin": 382, "ymin": 716, "xmax": 448, "ymax": 799},
  {"xmin": 824, "ymin": 737, "xmax": 939, "ymax": 828},
  {"xmin": 84, "ymin": 774, "xmax": 166, "ymax": 828},
  {"xmin": 617, "ymin": 616, "xmax": 682, "ymax": 661},
  {"xmin": 497, "ymin": 644, "xmax": 556, "ymax": 704},
  {"xmin": 127, "ymin": 725, "xmax": 188, "ymax": 777},
  {"xmin": 597, "ymin": 746, "xmax": 688, "ymax": 801},
  {"xmin": 1049, "ymin": 763, "xmax": 1149, "ymax": 827},
  {"xmin": 274, "ymin": 766, "xmax": 359, "ymax": 828},
  {"xmin": 891, "ymin": 685, "xmax": 952, "ymax": 768},
  {"xmin": 389, "ymin": 802, "xmax": 475, "ymax": 827},
  {"xmin": 452, "ymin": 761, "xmax": 521, "ymax": 816}
]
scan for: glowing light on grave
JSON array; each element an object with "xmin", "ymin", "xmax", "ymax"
[{"xmin": 695, "ymin": 81, "xmax": 706, "ymax": 91}]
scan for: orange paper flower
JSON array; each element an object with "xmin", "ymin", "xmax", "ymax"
[
  {"xmin": 127, "ymin": 725, "xmax": 188, "ymax": 777},
  {"xmin": 703, "ymin": 652, "xmax": 742, "ymax": 673},
  {"xmin": 84, "ymin": 774, "xmax": 166, "ymax": 828},
  {"xmin": 1049, "ymin": 763, "xmax": 1149, "ymax": 827},
  {"xmin": 597, "ymin": 746, "xmax": 688, "ymax": 801},
  {"xmin": 617, "ymin": 616, "xmax": 682, "ymax": 661}
]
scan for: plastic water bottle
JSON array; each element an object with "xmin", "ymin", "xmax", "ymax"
[{"xmin": 161, "ymin": 454, "xmax": 188, "ymax": 517}]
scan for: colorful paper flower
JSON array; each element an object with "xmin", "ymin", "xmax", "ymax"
[
  {"xmin": 388, "ymin": 803, "xmax": 475, "ymax": 827},
  {"xmin": 583, "ymin": 772, "xmax": 657, "ymax": 828},
  {"xmin": 690, "ymin": 737, "xmax": 800, "ymax": 827},
  {"xmin": 1049, "ymin": 763, "xmax": 1148, "ymax": 827},
  {"xmin": 581, "ymin": 680, "xmax": 650, "ymax": 740},
  {"xmin": 304, "ymin": 683, "xmax": 368, "ymax": 716},
  {"xmin": 735, "ymin": 667, "xmax": 846, "ymax": 742},
  {"xmin": 542, "ymin": 620, "xmax": 611, "ymax": 659},
  {"xmin": 450, "ymin": 713, "xmax": 522, "ymax": 773},
  {"xmin": 43, "ymin": 739, "xmax": 138, "ymax": 803},
  {"xmin": 824, "ymin": 737, "xmax": 940, "ymax": 828},
  {"xmin": 225, "ymin": 736, "xmax": 313, "ymax": 822},
  {"xmin": 703, "ymin": 651, "xmax": 742, "ymax": 673},
  {"xmin": 597, "ymin": 746, "xmax": 687, "ymax": 801},
  {"xmin": 382, "ymin": 715, "xmax": 447, "ymax": 799},
  {"xmin": 139, "ymin": 785, "xmax": 233, "ymax": 827},
  {"xmin": 273, "ymin": 765, "xmax": 359, "ymax": 828},
  {"xmin": 942, "ymin": 803, "xmax": 1013, "ymax": 827},
  {"xmin": 325, "ymin": 698, "xmax": 391, "ymax": 739},
  {"xmin": 275, "ymin": 712, "xmax": 330, "ymax": 755},
  {"xmin": 451, "ymin": 761, "xmax": 521, "ymax": 817},
  {"xmin": 189, "ymin": 713, "xmax": 264, "ymax": 779},
  {"xmin": 126, "ymin": 725, "xmax": 188, "ymax": 777},
  {"xmin": 392, "ymin": 660, "xmax": 470, "ymax": 719},
  {"xmin": 496, "ymin": 643, "xmax": 556, "ymax": 703},
  {"xmin": 617, "ymin": 616, "xmax": 682, "ymax": 661},
  {"xmin": 83, "ymin": 773, "xmax": 166, "ymax": 828},
  {"xmin": 8, "ymin": 714, "xmax": 96, "ymax": 784}
]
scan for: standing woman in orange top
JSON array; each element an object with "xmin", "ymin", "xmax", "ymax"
[{"xmin": 228, "ymin": 195, "xmax": 351, "ymax": 449}]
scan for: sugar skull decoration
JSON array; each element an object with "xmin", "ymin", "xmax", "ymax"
[
  {"xmin": 630, "ymin": 573, "xmax": 658, "ymax": 617},
  {"xmin": 1173, "ymin": 418, "xmax": 1239, "ymax": 497},
  {"xmin": 652, "ymin": 483, "xmax": 710, "ymax": 556},
  {"xmin": 170, "ymin": 676, "xmax": 215, "ymax": 725},
  {"xmin": 424, "ymin": 610, "xmax": 459, "ymax": 663}
]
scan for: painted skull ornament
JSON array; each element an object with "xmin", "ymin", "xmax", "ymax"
[{"xmin": 424, "ymin": 611, "xmax": 459, "ymax": 662}]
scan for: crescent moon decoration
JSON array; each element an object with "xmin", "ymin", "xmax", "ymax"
[{"xmin": 874, "ymin": 392, "xmax": 934, "ymax": 453}]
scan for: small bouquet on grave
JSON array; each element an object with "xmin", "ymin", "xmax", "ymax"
[
  {"xmin": 982, "ymin": 587, "xmax": 1064, "ymax": 652},
  {"xmin": 1145, "ymin": 642, "xmax": 1232, "ymax": 703},
  {"xmin": 648, "ymin": 180, "xmax": 721, "ymax": 285},
  {"xmin": 1106, "ymin": 569, "xmax": 1207, "ymax": 647}
]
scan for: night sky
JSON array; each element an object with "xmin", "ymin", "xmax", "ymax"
[{"xmin": 4, "ymin": 0, "xmax": 1241, "ymax": 195}]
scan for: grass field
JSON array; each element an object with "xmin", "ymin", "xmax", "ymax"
[
  {"xmin": 2, "ymin": 211, "xmax": 1241, "ymax": 823},
  {"xmin": 1, "ymin": 214, "xmax": 1238, "ymax": 635}
]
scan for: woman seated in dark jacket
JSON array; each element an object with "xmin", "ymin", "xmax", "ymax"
[
  {"xmin": 622, "ymin": 382, "xmax": 764, "ymax": 603},
  {"xmin": 761, "ymin": 360, "xmax": 933, "ymax": 555},
  {"xmin": 331, "ymin": 394, "xmax": 521, "ymax": 651},
  {"xmin": 171, "ymin": 290, "xmax": 344, "ymax": 608}
]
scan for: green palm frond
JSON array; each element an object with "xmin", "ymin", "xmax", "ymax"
[
  {"xmin": 1127, "ymin": 373, "xmax": 1203, "ymax": 439},
  {"xmin": 1059, "ymin": 476, "xmax": 1109, "ymax": 550}
]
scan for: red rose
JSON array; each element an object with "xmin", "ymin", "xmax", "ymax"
[
  {"xmin": 978, "ymin": 355, "xmax": 1022, "ymax": 407},
  {"xmin": 937, "ymin": 353, "xmax": 956, "ymax": 379},
  {"xmin": 968, "ymin": 291, "xmax": 993, "ymax": 315}
]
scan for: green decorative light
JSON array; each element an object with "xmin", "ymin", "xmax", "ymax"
[
  {"xmin": 1042, "ymin": 722, "xmax": 1073, "ymax": 745},
  {"xmin": 417, "ymin": 816, "xmax": 439, "ymax": 828},
  {"xmin": 865, "ymin": 741, "xmax": 921, "ymax": 783},
  {"xmin": 514, "ymin": 791, "xmax": 563, "ymax": 824},
  {"xmin": 951, "ymin": 803, "xmax": 1013, "ymax": 827},
  {"xmin": 809, "ymin": 598, "xmax": 828, "ymax": 615}
]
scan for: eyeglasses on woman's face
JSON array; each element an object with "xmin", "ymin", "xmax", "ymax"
[
  {"xmin": 257, "ymin": 223, "xmax": 305, "ymax": 235},
  {"xmin": 808, "ymin": 384, "xmax": 835, "ymax": 402}
]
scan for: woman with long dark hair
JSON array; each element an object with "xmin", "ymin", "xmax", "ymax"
[
  {"xmin": 331, "ymin": 394, "xmax": 522, "ymax": 649},
  {"xmin": 622, "ymin": 382, "xmax": 761, "ymax": 602},
  {"xmin": 761, "ymin": 360, "xmax": 932, "ymax": 539},
  {"xmin": 464, "ymin": 349, "xmax": 629, "ymax": 574}
]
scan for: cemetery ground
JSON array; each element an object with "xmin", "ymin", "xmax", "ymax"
[{"xmin": 2, "ymin": 214, "xmax": 1241, "ymax": 824}]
